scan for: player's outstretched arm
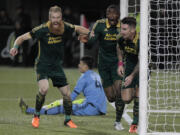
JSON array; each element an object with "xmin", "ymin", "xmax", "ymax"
[
  {"xmin": 10, "ymin": 32, "xmax": 32, "ymax": 56},
  {"xmin": 75, "ymin": 25, "xmax": 89, "ymax": 35}
]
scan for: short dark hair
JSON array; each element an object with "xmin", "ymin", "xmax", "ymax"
[
  {"xmin": 106, "ymin": 4, "xmax": 120, "ymax": 16},
  {"xmin": 121, "ymin": 17, "xmax": 136, "ymax": 28},
  {"xmin": 80, "ymin": 56, "xmax": 94, "ymax": 69}
]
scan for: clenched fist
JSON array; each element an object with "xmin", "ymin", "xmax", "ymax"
[
  {"xmin": 10, "ymin": 48, "xmax": 18, "ymax": 56},
  {"xmin": 78, "ymin": 34, "xmax": 89, "ymax": 43}
]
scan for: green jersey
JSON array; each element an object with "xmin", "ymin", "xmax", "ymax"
[
  {"xmin": 30, "ymin": 21, "xmax": 75, "ymax": 65},
  {"xmin": 117, "ymin": 33, "xmax": 139, "ymax": 65},
  {"xmin": 87, "ymin": 19, "xmax": 121, "ymax": 64}
]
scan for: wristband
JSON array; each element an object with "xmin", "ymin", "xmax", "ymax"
[
  {"xmin": 14, "ymin": 44, "xmax": 19, "ymax": 49},
  {"xmin": 118, "ymin": 61, "xmax": 123, "ymax": 66}
]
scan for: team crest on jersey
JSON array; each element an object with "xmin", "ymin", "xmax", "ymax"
[{"xmin": 124, "ymin": 46, "xmax": 137, "ymax": 55}]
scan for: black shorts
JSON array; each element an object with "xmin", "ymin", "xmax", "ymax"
[{"xmin": 35, "ymin": 62, "xmax": 68, "ymax": 87}]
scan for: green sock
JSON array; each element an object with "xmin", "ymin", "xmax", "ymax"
[
  {"xmin": 65, "ymin": 115, "xmax": 71, "ymax": 122},
  {"xmin": 35, "ymin": 92, "xmax": 45, "ymax": 117},
  {"xmin": 115, "ymin": 96, "xmax": 125, "ymax": 122},
  {"xmin": 63, "ymin": 96, "xmax": 72, "ymax": 121},
  {"xmin": 34, "ymin": 111, "xmax": 40, "ymax": 117},
  {"xmin": 132, "ymin": 97, "xmax": 139, "ymax": 125}
]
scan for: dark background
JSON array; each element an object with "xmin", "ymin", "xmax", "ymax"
[
  {"xmin": 0, "ymin": 0, "xmax": 120, "ymax": 26},
  {"xmin": 0, "ymin": 0, "xmax": 179, "ymax": 69},
  {"xmin": 0, "ymin": 0, "xmax": 120, "ymax": 67}
]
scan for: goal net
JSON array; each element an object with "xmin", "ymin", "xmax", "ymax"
[
  {"xmin": 147, "ymin": 0, "xmax": 180, "ymax": 134},
  {"xmin": 121, "ymin": 0, "xmax": 180, "ymax": 134}
]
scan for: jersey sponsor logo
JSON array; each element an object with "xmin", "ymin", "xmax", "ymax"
[
  {"xmin": 48, "ymin": 36, "xmax": 62, "ymax": 44},
  {"xmin": 104, "ymin": 33, "xmax": 117, "ymax": 41},
  {"xmin": 124, "ymin": 46, "xmax": 137, "ymax": 55}
]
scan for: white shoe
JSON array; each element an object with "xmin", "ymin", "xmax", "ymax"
[
  {"xmin": 114, "ymin": 122, "xmax": 124, "ymax": 131},
  {"xmin": 122, "ymin": 112, "xmax": 133, "ymax": 125}
]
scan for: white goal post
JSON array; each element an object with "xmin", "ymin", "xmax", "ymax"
[
  {"xmin": 120, "ymin": 0, "xmax": 180, "ymax": 134},
  {"xmin": 139, "ymin": 0, "xmax": 148, "ymax": 134}
]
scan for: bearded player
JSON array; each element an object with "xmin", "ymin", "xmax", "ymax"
[{"xmin": 10, "ymin": 5, "xmax": 89, "ymax": 129}]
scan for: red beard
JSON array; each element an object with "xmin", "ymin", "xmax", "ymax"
[{"xmin": 47, "ymin": 21, "xmax": 64, "ymax": 35}]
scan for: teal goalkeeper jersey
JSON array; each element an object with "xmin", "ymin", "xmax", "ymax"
[
  {"xmin": 30, "ymin": 21, "xmax": 75, "ymax": 65},
  {"xmin": 71, "ymin": 70, "xmax": 107, "ymax": 114},
  {"xmin": 86, "ymin": 19, "xmax": 121, "ymax": 64}
]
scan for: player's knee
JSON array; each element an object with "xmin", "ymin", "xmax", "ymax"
[
  {"xmin": 123, "ymin": 98, "xmax": 132, "ymax": 104},
  {"xmin": 61, "ymin": 90, "xmax": 71, "ymax": 97},
  {"xmin": 63, "ymin": 95, "xmax": 71, "ymax": 100},
  {"xmin": 105, "ymin": 90, "xmax": 116, "ymax": 102},
  {"xmin": 124, "ymin": 100, "xmax": 131, "ymax": 104},
  {"xmin": 39, "ymin": 87, "xmax": 48, "ymax": 95}
]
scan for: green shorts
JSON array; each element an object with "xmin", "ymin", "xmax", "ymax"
[
  {"xmin": 35, "ymin": 62, "xmax": 68, "ymax": 87},
  {"xmin": 122, "ymin": 61, "xmax": 139, "ymax": 89},
  {"xmin": 98, "ymin": 62, "xmax": 122, "ymax": 88}
]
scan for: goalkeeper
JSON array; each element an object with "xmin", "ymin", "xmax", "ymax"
[
  {"xmin": 117, "ymin": 17, "xmax": 139, "ymax": 133},
  {"xmin": 19, "ymin": 56, "xmax": 107, "ymax": 116}
]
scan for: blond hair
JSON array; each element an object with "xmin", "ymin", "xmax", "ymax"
[{"xmin": 49, "ymin": 5, "xmax": 62, "ymax": 17}]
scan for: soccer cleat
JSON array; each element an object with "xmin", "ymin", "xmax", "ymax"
[
  {"xmin": 64, "ymin": 120, "xmax": 77, "ymax": 128},
  {"xmin": 18, "ymin": 97, "xmax": 28, "ymax": 113},
  {"xmin": 114, "ymin": 122, "xmax": 124, "ymax": 131},
  {"xmin": 32, "ymin": 117, "xmax": 40, "ymax": 128},
  {"xmin": 129, "ymin": 124, "xmax": 138, "ymax": 133}
]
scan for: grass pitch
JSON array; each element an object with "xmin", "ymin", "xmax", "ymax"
[
  {"xmin": 1, "ymin": 67, "xmax": 180, "ymax": 135},
  {"xmin": 0, "ymin": 67, "xmax": 133, "ymax": 135}
]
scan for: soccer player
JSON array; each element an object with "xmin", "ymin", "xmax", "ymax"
[
  {"xmin": 19, "ymin": 56, "xmax": 107, "ymax": 116},
  {"xmin": 79, "ymin": 5, "xmax": 125, "ymax": 130},
  {"xmin": 10, "ymin": 5, "xmax": 89, "ymax": 128},
  {"xmin": 117, "ymin": 17, "xmax": 139, "ymax": 133}
]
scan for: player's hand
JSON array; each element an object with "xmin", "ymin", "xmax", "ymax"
[
  {"xmin": 124, "ymin": 75, "xmax": 133, "ymax": 87},
  {"xmin": 117, "ymin": 66, "xmax": 124, "ymax": 77},
  {"xmin": 10, "ymin": 48, "xmax": 18, "ymax": 56},
  {"xmin": 78, "ymin": 34, "xmax": 89, "ymax": 43},
  {"xmin": 89, "ymin": 31, "xmax": 95, "ymax": 37}
]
